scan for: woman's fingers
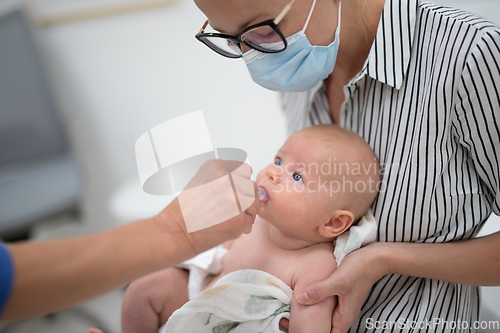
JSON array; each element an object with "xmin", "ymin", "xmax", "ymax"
[
  {"xmin": 330, "ymin": 298, "xmax": 362, "ymax": 333},
  {"xmin": 296, "ymin": 276, "xmax": 335, "ymax": 305}
]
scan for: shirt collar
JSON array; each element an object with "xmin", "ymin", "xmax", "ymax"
[{"xmin": 363, "ymin": 0, "xmax": 418, "ymax": 89}]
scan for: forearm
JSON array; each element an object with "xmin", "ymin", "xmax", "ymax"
[
  {"xmin": 3, "ymin": 205, "xmax": 195, "ymax": 321},
  {"xmin": 2, "ymin": 189, "xmax": 257, "ymax": 322},
  {"xmin": 375, "ymin": 231, "xmax": 500, "ymax": 286}
]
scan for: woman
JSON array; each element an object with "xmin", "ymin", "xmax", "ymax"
[{"xmin": 193, "ymin": 0, "xmax": 500, "ymax": 331}]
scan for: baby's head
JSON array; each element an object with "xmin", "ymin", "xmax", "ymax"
[{"xmin": 256, "ymin": 124, "xmax": 381, "ymax": 244}]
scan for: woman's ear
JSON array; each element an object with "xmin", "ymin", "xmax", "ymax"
[{"xmin": 318, "ymin": 210, "xmax": 354, "ymax": 238}]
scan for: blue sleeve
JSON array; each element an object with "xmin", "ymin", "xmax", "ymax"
[{"xmin": 0, "ymin": 244, "xmax": 14, "ymax": 316}]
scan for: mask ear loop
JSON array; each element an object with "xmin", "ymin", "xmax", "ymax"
[
  {"xmin": 336, "ymin": 1, "xmax": 342, "ymax": 37},
  {"xmin": 301, "ymin": 0, "xmax": 318, "ymax": 34}
]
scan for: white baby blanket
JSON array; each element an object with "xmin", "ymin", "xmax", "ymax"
[
  {"xmin": 334, "ymin": 209, "xmax": 377, "ymax": 266},
  {"xmin": 159, "ymin": 269, "xmax": 292, "ymax": 333}
]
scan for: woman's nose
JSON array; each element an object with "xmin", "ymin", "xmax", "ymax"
[
  {"xmin": 240, "ymin": 44, "xmax": 251, "ymax": 54},
  {"xmin": 267, "ymin": 168, "xmax": 281, "ymax": 184}
]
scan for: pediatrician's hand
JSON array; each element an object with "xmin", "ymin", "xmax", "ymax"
[
  {"xmin": 156, "ymin": 160, "xmax": 259, "ymax": 256},
  {"xmin": 3, "ymin": 160, "xmax": 258, "ymax": 323},
  {"xmin": 294, "ymin": 243, "xmax": 390, "ymax": 333}
]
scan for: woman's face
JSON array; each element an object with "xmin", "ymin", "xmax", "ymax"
[{"xmin": 193, "ymin": 0, "xmax": 339, "ymax": 51}]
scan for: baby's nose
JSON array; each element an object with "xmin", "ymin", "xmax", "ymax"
[{"xmin": 267, "ymin": 168, "xmax": 281, "ymax": 184}]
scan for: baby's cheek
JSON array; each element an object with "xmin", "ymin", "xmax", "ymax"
[
  {"xmin": 256, "ymin": 169, "xmax": 266, "ymax": 184},
  {"xmin": 256, "ymin": 205, "xmax": 269, "ymax": 220}
]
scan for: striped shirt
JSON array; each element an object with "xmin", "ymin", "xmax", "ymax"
[{"xmin": 281, "ymin": 0, "xmax": 500, "ymax": 331}]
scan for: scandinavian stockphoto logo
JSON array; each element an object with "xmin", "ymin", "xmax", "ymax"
[{"xmin": 134, "ymin": 111, "xmax": 253, "ymax": 233}]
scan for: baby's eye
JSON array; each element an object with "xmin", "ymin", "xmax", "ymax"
[
  {"xmin": 274, "ymin": 157, "xmax": 282, "ymax": 166},
  {"xmin": 293, "ymin": 172, "xmax": 303, "ymax": 183}
]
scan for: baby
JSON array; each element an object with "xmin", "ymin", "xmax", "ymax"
[{"xmin": 121, "ymin": 124, "xmax": 381, "ymax": 333}]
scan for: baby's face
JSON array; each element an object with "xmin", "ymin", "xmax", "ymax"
[{"xmin": 256, "ymin": 132, "xmax": 338, "ymax": 240}]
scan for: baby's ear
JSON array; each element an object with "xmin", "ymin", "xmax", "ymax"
[{"xmin": 318, "ymin": 210, "xmax": 354, "ymax": 239}]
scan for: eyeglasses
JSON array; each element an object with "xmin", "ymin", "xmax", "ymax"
[{"xmin": 195, "ymin": 0, "xmax": 296, "ymax": 59}]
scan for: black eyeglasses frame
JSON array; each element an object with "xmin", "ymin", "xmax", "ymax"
[{"xmin": 195, "ymin": 19, "xmax": 289, "ymax": 59}]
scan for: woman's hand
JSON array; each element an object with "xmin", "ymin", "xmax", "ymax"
[{"xmin": 295, "ymin": 243, "xmax": 390, "ymax": 333}]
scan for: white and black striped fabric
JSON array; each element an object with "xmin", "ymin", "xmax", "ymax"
[{"xmin": 281, "ymin": 0, "xmax": 500, "ymax": 331}]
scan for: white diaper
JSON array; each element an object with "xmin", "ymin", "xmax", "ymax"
[{"xmin": 176, "ymin": 244, "xmax": 228, "ymax": 300}]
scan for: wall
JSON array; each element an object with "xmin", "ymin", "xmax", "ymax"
[{"xmin": 33, "ymin": 0, "xmax": 287, "ymax": 230}]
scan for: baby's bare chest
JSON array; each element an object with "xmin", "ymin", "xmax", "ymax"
[{"xmin": 221, "ymin": 234, "xmax": 305, "ymax": 287}]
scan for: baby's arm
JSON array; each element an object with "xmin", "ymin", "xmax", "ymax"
[{"xmin": 288, "ymin": 249, "xmax": 337, "ymax": 333}]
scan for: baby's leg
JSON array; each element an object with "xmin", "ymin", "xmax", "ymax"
[{"xmin": 121, "ymin": 267, "xmax": 189, "ymax": 333}]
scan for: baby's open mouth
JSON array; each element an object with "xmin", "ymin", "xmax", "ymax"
[{"xmin": 258, "ymin": 187, "xmax": 269, "ymax": 202}]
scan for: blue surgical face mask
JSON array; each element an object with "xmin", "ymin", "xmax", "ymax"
[{"xmin": 243, "ymin": 0, "xmax": 341, "ymax": 92}]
